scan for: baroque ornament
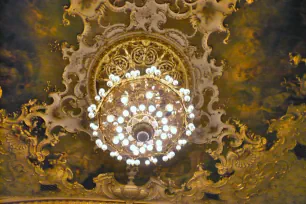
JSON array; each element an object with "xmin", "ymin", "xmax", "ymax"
[{"xmin": 1, "ymin": 0, "xmax": 305, "ymax": 204}]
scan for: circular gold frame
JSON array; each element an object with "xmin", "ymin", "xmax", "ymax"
[
  {"xmin": 87, "ymin": 32, "xmax": 194, "ymax": 103},
  {"xmin": 95, "ymin": 74, "xmax": 190, "ymax": 159}
]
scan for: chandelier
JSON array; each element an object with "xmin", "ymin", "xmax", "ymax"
[{"xmin": 87, "ymin": 66, "xmax": 195, "ymax": 166}]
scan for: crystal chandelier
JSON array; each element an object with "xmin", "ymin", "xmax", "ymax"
[{"xmin": 87, "ymin": 66, "xmax": 195, "ymax": 166}]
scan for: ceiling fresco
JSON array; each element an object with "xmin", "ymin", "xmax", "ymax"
[{"xmin": 0, "ymin": 0, "xmax": 306, "ymax": 203}]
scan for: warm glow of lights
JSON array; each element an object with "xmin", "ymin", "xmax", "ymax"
[{"xmin": 87, "ymin": 66, "xmax": 195, "ymax": 166}]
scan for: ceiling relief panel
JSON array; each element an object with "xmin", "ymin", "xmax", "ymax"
[
  {"xmin": 0, "ymin": 0, "xmax": 306, "ymax": 203},
  {"xmin": 59, "ymin": 0, "xmax": 237, "ymax": 145}
]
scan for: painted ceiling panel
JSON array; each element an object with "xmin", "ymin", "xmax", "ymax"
[{"xmin": 0, "ymin": 0, "xmax": 306, "ymax": 203}]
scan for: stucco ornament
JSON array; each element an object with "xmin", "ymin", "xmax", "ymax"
[
  {"xmin": 1, "ymin": 1, "xmax": 305, "ymax": 204},
  {"xmin": 60, "ymin": 0, "xmax": 239, "ymax": 146}
]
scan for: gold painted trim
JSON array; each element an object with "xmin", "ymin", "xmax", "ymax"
[
  {"xmin": 86, "ymin": 31, "xmax": 194, "ymax": 104},
  {"xmin": 0, "ymin": 197, "xmax": 165, "ymax": 204}
]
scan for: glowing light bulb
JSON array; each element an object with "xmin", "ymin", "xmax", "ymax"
[
  {"xmin": 170, "ymin": 126, "xmax": 177, "ymax": 134},
  {"xmin": 95, "ymin": 139, "xmax": 103, "ymax": 147},
  {"xmin": 156, "ymin": 146, "xmax": 162, "ymax": 152},
  {"xmin": 186, "ymin": 130, "xmax": 192, "ymax": 136},
  {"xmin": 90, "ymin": 123, "xmax": 98, "ymax": 130},
  {"xmin": 146, "ymin": 91, "xmax": 154, "ymax": 99},
  {"xmin": 118, "ymin": 133, "xmax": 125, "ymax": 140},
  {"xmin": 114, "ymin": 75, "xmax": 120, "ymax": 82},
  {"xmin": 147, "ymin": 145, "xmax": 153, "ymax": 151},
  {"xmin": 156, "ymin": 111, "xmax": 163, "ymax": 118},
  {"xmin": 176, "ymin": 145, "xmax": 182, "ymax": 150},
  {"xmin": 89, "ymin": 112, "xmax": 96, "ymax": 119},
  {"xmin": 165, "ymin": 75, "xmax": 171, "ymax": 81},
  {"xmin": 90, "ymin": 104, "xmax": 96, "ymax": 110},
  {"xmin": 115, "ymin": 76, "xmax": 121, "ymax": 82},
  {"xmin": 130, "ymin": 144, "xmax": 137, "ymax": 151},
  {"xmin": 140, "ymin": 147, "xmax": 146, "ymax": 154},
  {"xmin": 149, "ymin": 105, "xmax": 156, "ymax": 113},
  {"xmin": 107, "ymin": 115, "xmax": 115, "ymax": 123},
  {"xmin": 95, "ymin": 95, "xmax": 101, "ymax": 101},
  {"xmin": 184, "ymin": 89, "xmax": 190, "ymax": 95},
  {"xmin": 118, "ymin": 116, "xmax": 124, "ymax": 124},
  {"xmin": 123, "ymin": 110, "xmax": 129, "ymax": 117},
  {"xmin": 93, "ymin": 125, "xmax": 99, "ymax": 131},
  {"xmin": 184, "ymin": 95, "xmax": 191, "ymax": 102},
  {"xmin": 166, "ymin": 104, "xmax": 174, "ymax": 112},
  {"xmin": 179, "ymin": 88, "xmax": 185, "ymax": 94},
  {"xmin": 173, "ymin": 80, "xmax": 178, "ymax": 86},
  {"xmin": 161, "ymin": 118, "xmax": 168, "ymax": 125},
  {"xmin": 162, "ymin": 156, "xmax": 169, "ymax": 162},
  {"xmin": 107, "ymin": 81, "xmax": 113, "ymax": 87},
  {"xmin": 160, "ymin": 133, "xmax": 167, "ymax": 140},
  {"xmin": 153, "ymin": 158, "xmax": 158, "ymax": 164},
  {"xmin": 168, "ymin": 77, "xmax": 173, "ymax": 83},
  {"xmin": 146, "ymin": 68, "xmax": 152, "ymax": 74},
  {"xmin": 131, "ymin": 71, "xmax": 137, "ymax": 77},
  {"xmin": 116, "ymin": 126, "xmax": 123, "ymax": 133},
  {"xmin": 125, "ymin": 73, "xmax": 131, "ymax": 78},
  {"xmin": 156, "ymin": 140, "xmax": 162, "ymax": 146},
  {"xmin": 98, "ymin": 88, "xmax": 105, "ymax": 97},
  {"xmin": 102, "ymin": 144, "xmax": 107, "ymax": 151},
  {"xmin": 189, "ymin": 113, "xmax": 195, "ymax": 119},
  {"xmin": 135, "ymin": 160, "xmax": 140, "ymax": 166},
  {"xmin": 122, "ymin": 139, "xmax": 129, "ymax": 146},
  {"xmin": 187, "ymin": 105, "xmax": 194, "ymax": 113},
  {"xmin": 139, "ymin": 104, "xmax": 146, "ymax": 111},
  {"xmin": 93, "ymin": 131, "xmax": 98, "ymax": 136},
  {"xmin": 151, "ymin": 66, "xmax": 157, "ymax": 72},
  {"xmin": 109, "ymin": 74, "xmax": 115, "ymax": 80},
  {"xmin": 168, "ymin": 151, "xmax": 175, "ymax": 158},
  {"xmin": 133, "ymin": 150, "xmax": 139, "ymax": 156},
  {"xmin": 154, "ymin": 69, "xmax": 161, "ymax": 76},
  {"xmin": 121, "ymin": 96, "xmax": 128, "ymax": 104},
  {"xmin": 162, "ymin": 125, "xmax": 169, "ymax": 132},
  {"xmin": 188, "ymin": 123, "xmax": 195, "ymax": 131},
  {"xmin": 112, "ymin": 137, "xmax": 119, "ymax": 144},
  {"xmin": 117, "ymin": 155, "xmax": 122, "ymax": 161},
  {"xmin": 130, "ymin": 106, "xmax": 137, "ymax": 113},
  {"xmin": 145, "ymin": 160, "xmax": 150, "ymax": 165}
]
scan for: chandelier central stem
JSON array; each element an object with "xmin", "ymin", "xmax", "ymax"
[{"xmin": 133, "ymin": 122, "xmax": 154, "ymax": 142}]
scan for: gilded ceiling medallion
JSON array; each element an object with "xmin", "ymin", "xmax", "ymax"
[
  {"xmin": 84, "ymin": 33, "xmax": 197, "ymax": 165},
  {"xmin": 87, "ymin": 34, "xmax": 193, "ymax": 101}
]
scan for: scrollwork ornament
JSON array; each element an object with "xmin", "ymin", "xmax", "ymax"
[{"xmin": 2, "ymin": 1, "xmax": 305, "ymax": 204}]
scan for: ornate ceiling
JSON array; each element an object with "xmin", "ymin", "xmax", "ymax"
[{"xmin": 0, "ymin": 0, "xmax": 306, "ymax": 203}]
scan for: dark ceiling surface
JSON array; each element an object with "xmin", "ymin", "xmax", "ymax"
[{"xmin": 0, "ymin": 0, "xmax": 306, "ymax": 203}]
